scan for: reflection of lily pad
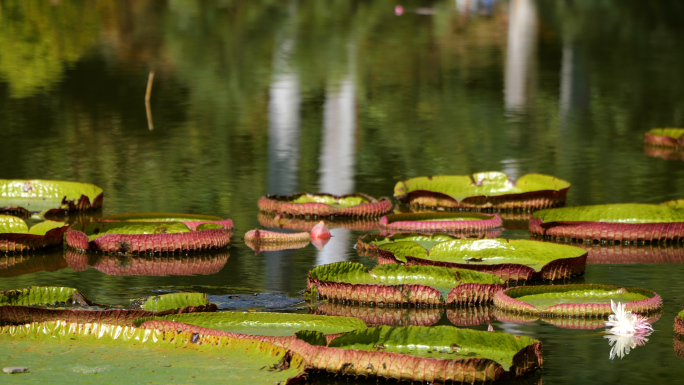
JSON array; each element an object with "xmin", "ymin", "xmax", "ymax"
[
  {"xmin": 307, "ymin": 262, "xmax": 505, "ymax": 306},
  {"xmin": 0, "ymin": 251, "xmax": 67, "ymax": 277},
  {"xmin": 135, "ymin": 312, "xmax": 366, "ymax": 337},
  {"xmin": 379, "ymin": 212, "xmax": 502, "ymax": 234},
  {"xmin": 66, "ymin": 221, "xmax": 232, "ymax": 253},
  {"xmin": 1, "ymin": 215, "xmax": 67, "ymax": 252},
  {"xmin": 258, "ymin": 193, "xmax": 392, "ymax": 217},
  {"xmin": 0, "ymin": 179, "xmax": 103, "ymax": 216},
  {"xmin": 377, "ymin": 238, "xmax": 587, "ymax": 282},
  {"xmin": 313, "ymin": 302, "xmax": 443, "ymax": 326},
  {"xmin": 446, "ymin": 305, "xmax": 496, "ymax": 327},
  {"xmin": 493, "ymin": 284, "xmax": 662, "ymax": 317},
  {"xmin": 644, "ymin": 128, "xmax": 684, "ymax": 147},
  {"xmin": 64, "ymin": 249, "xmax": 229, "ymax": 276},
  {"xmin": 258, "ymin": 212, "xmax": 379, "ymax": 232},
  {"xmin": 530, "ymin": 203, "xmax": 684, "ymax": 242},
  {"xmin": 544, "ymin": 241, "xmax": 684, "ymax": 264},
  {"xmin": 297, "ymin": 325, "xmax": 542, "ymax": 383},
  {"xmin": 102, "ymin": 212, "xmax": 234, "ymax": 231},
  {"xmin": 394, "ymin": 172, "xmax": 570, "ymax": 210},
  {"xmin": 0, "ymin": 321, "xmax": 305, "ymax": 384}
]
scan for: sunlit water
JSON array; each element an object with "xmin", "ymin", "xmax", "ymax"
[{"xmin": 2, "ymin": 1, "xmax": 684, "ymax": 384}]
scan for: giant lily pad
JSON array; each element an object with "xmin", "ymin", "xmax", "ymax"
[
  {"xmin": 307, "ymin": 261, "xmax": 505, "ymax": 306},
  {"xmin": 1, "ymin": 290, "xmax": 217, "ymax": 327},
  {"xmin": 0, "ymin": 215, "xmax": 67, "ymax": 252},
  {"xmin": 378, "ymin": 212, "xmax": 502, "ymax": 234},
  {"xmin": 676, "ymin": 309, "xmax": 684, "ymax": 336},
  {"xmin": 135, "ymin": 312, "xmax": 367, "ymax": 337},
  {"xmin": 0, "ymin": 321, "xmax": 305, "ymax": 384},
  {"xmin": 312, "ymin": 302, "xmax": 444, "ymax": 326},
  {"xmin": 644, "ymin": 128, "xmax": 684, "ymax": 147},
  {"xmin": 65, "ymin": 249, "xmax": 229, "ymax": 275},
  {"xmin": 376, "ymin": 238, "xmax": 587, "ymax": 282},
  {"xmin": 357, "ymin": 233, "xmax": 478, "ymax": 258},
  {"xmin": 258, "ymin": 192, "xmax": 392, "ymax": 217},
  {"xmin": 493, "ymin": 284, "xmax": 662, "ymax": 317},
  {"xmin": 102, "ymin": 212, "xmax": 234, "ymax": 231},
  {"xmin": 0, "ymin": 286, "xmax": 91, "ymax": 307},
  {"xmin": 290, "ymin": 325, "xmax": 542, "ymax": 383},
  {"xmin": 394, "ymin": 172, "xmax": 570, "ymax": 210},
  {"xmin": 530, "ymin": 203, "xmax": 684, "ymax": 242},
  {"xmin": 0, "ymin": 179, "xmax": 103, "ymax": 217},
  {"xmin": 66, "ymin": 221, "xmax": 232, "ymax": 253}
]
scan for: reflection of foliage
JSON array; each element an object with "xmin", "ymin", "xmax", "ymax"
[{"xmin": 0, "ymin": 1, "xmax": 100, "ymax": 98}]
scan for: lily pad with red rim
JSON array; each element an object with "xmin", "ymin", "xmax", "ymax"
[
  {"xmin": 258, "ymin": 192, "xmax": 393, "ymax": 217},
  {"xmin": 530, "ymin": 203, "xmax": 684, "ymax": 243},
  {"xmin": 376, "ymin": 238, "xmax": 587, "ymax": 282},
  {"xmin": 134, "ymin": 311, "xmax": 367, "ymax": 337},
  {"xmin": 1, "ymin": 215, "xmax": 67, "ymax": 252},
  {"xmin": 0, "ymin": 321, "xmax": 306, "ymax": 384},
  {"xmin": 675, "ymin": 309, "xmax": 684, "ymax": 336},
  {"xmin": 66, "ymin": 220, "xmax": 232, "ymax": 253},
  {"xmin": 289, "ymin": 325, "xmax": 542, "ymax": 383},
  {"xmin": 102, "ymin": 212, "xmax": 234, "ymax": 231},
  {"xmin": 644, "ymin": 128, "xmax": 684, "ymax": 147},
  {"xmin": 394, "ymin": 172, "xmax": 570, "ymax": 210},
  {"xmin": 307, "ymin": 261, "xmax": 505, "ymax": 306},
  {"xmin": 0, "ymin": 179, "xmax": 103, "ymax": 217},
  {"xmin": 493, "ymin": 284, "xmax": 662, "ymax": 317},
  {"xmin": 379, "ymin": 212, "xmax": 502, "ymax": 234}
]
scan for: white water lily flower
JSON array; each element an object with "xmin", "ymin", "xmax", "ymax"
[
  {"xmin": 604, "ymin": 333, "xmax": 650, "ymax": 360},
  {"xmin": 604, "ymin": 300, "xmax": 653, "ymax": 335}
]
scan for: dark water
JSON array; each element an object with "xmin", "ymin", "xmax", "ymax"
[{"xmin": 1, "ymin": 0, "xmax": 684, "ymax": 383}]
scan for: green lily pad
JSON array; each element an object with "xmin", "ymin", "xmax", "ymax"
[
  {"xmin": 530, "ymin": 203, "xmax": 684, "ymax": 242},
  {"xmin": 258, "ymin": 192, "xmax": 392, "ymax": 217},
  {"xmin": 676, "ymin": 310, "xmax": 684, "ymax": 336},
  {"xmin": 0, "ymin": 286, "xmax": 90, "ymax": 307},
  {"xmin": 130, "ymin": 292, "xmax": 211, "ymax": 312},
  {"xmin": 1, "ymin": 216, "xmax": 67, "ymax": 252},
  {"xmin": 662, "ymin": 200, "xmax": 684, "ymax": 210},
  {"xmin": 135, "ymin": 312, "xmax": 367, "ymax": 337},
  {"xmin": 394, "ymin": 172, "xmax": 569, "ymax": 210},
  {"xmin": 0, "ymin": 321, "xmax": 305, "ymax": 384},
  {"xmin": 0, "ymin": 179, "xmax": 103, "ymax": 216},
  {"xmin": 0, "ymin": 215, "xmax": 28, "ymax": 233},
  {"xmin": 71, "ymin": 222, "xmax": 192, "ymax": 241},
  {"xmin": 493, "ymin": 284, "xmax": 662, "ymax": 316},
  {"xmin": 376, "ymin": 238, "xmax": 587, "ymax": 282},
  {"xmin": 66, "ymin": 220, "xmax": 232, "ymax": 253},
  {"xmin": 291, "ymin": 194, "xmax": 368, "ymax": 208},
  {"xmin": 102, "ymin": 213, "xmax": 234, "ymax": 231},
  {"xmin": 644, "ymin": 128, "xmax": 684, "ymax": 147},
  {"xmin": 379, "ymin": 212, "xmax": 502, "ymax": 233},
  {"xmin": 298, "ymin": 325, "xmax": 542, "ymax": 382},
  {"xmin": 307, "ymin": 261, "xmax": 505, "ymax": 305},
  {"xmin": 357, "ymin": 233, "xmax": 461, "ymax": 255}
]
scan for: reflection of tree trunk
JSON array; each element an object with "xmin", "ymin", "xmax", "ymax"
[
  {"xmin": 316, "ymin": 66, "xmax": 356, "ymax": 266},
  {"xmin": 267, "ymin": 67, "xmax": 301, "ymax": 195},
  {"xmin": 264, "ymin": 3, "xmax": 301, "ymax": 291},
  {"xmin": 504, "ymin": 0, "xmax": 538, "ymax": 113},
  {"xmin": 559, "ymin": 42, "xmax": 590, "ymax": 130}
]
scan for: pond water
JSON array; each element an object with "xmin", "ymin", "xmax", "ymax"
[{"xmin": 2, "ymin": 0, "xmax": 684, "ymax": 383}]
